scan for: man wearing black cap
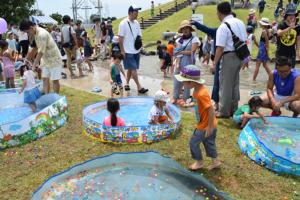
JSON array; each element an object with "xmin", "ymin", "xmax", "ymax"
[
  {"xmin": 118, "ymin": 5, "xmax": 148, "ymax": 94},
  {"xmin": 276, "ymin": 9, "xmax": 300, "ymax": 68}
]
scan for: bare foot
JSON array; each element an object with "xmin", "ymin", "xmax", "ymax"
[
  {"xmin": 189, "ymin": 161, "xmax": 204, "ymax": 171},
  {"xmin": 208, "ymin": 159, "xmax": 221, "ymax": 170}
]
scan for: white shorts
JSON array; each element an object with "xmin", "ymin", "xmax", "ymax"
[
  {"xmin": 274, "ymin": 92, "xmax": 290, "ymax": 110},
  {"xmin": 41, "ymin": 67, "xmax": 62, "ymax": 81}
]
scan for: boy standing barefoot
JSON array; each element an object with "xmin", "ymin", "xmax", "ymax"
[{"xmin": 175, "ymin": 65, "xmax": 221, "ymax": 170}]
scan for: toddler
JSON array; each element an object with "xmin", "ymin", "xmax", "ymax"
[
  {"xmin": 148, "ymin": 90, "xmax": 173, "ymax": 124},
  {"xmin": 233, "ymin": 96, "xmax": 268, "ymax": 129},
  {"xmin": 103, "ymin": 98, "xmax": 125, "ymax": 127},
  {"xmin": 110, "ymin": 54, "xmax": 125, "ymax": 97},
  {"xmin": 99, "ymin": 39, "xmax": 109, "ymax": 60},
  {"xmin": 0, "ymin": 40, "xmax": 15, "ymax": 88},
  {"xmin": 81, "ymin": 31, "xmax": 94, "ymax": 72},
  {"xmin": 160, "ymin": 45, "xmax": 172, "ymax": 78},
  {"xmin": 19, "ymin": 64, "xmax": 41, "ymax": 112}
]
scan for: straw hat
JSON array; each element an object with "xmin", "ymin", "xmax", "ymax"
[
  {"xmin": 259, "ymin": 17, "xmax": 270, "ymax": 26},
  {"xmin": 249, "ymin": 9, "xmax": 256, "ymax": 15},
  {"xmin": 174, "ymin": 65, "xmax": 205, "ymax": 84},
  {"xmin": 178, "ymin": 20, "xmax": 195, "ymax": 33}
]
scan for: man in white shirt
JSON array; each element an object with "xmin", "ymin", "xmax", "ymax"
[
  {"xmin": 213, "ymin": 2, "xmax": 247, "ymax": 118},
  {"xmin": 61, "ymin": 15, "xmax": 83, "ymax": 78},
  {"xmin": 19, "ymin": 19, "xmax": 63, "ymax": 94},
  {"xmin": 118, "ymin": 5, "xmax": 148, "ymax": 94}
]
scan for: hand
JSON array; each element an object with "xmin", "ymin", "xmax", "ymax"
[
  {"xmin": 273, "ymin": 101, "xmax": 282, "ymax": 111},
  {"xmin": 210, "ymin": 63, "xmax": 216, "ymax": 74},
  {"xmin": 121, "ymin": 50, "xmax": 125, "ymax": 58},
  {"xmin": 190, "ymin": 20, "xmax": 196, "ymax": 25},
  {"xmin": 205, "ymin": 127, "xmax": 213, "ymax": 138}
]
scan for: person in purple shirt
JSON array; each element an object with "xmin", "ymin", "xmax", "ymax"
[{"xmin": 261, "ymin": 56, "xmax": 300, "ymax": 117}]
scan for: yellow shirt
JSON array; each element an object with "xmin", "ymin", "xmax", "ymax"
[
  {"xmin": 35, "ymin": 27, "xmax": 62, "ymax": 68},
  {"xmin": 193, "ymin": 86, "xmax": 217, "ymax": 130}
]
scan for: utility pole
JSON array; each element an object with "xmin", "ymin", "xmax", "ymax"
[{"xmin": 94, "ymin": 0, "xmax": 103, "ymax": 21}]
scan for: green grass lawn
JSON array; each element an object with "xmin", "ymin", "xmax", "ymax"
[{"xmin": 0, "ymin": 87, "xmax": 299, "ymax": 200}]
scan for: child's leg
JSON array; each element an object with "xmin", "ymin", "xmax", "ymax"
[
  {"xmin": 189, "ymin": 129, "xmax": 205, "ymax": 170},
  {"xmin": 202, "ymin": 129, "xmax": 221, "ymax": 169},
  {"xmin": 85, "ymin": 59, "xmax": 94, "ymax": 71},
  {"xmin": 10, "ymin": 77, "xmax": 15, "ymax": 88},
  {"xmin": 5, "ymin": 78, "xmax": 10, "ymax": 88},
  {"xmin": 240, "ymin": 115, "xmax": 250, "ymax": 128},
  {"xmin": 29, "ymin": 102, "xmax": 37, "ymax": 112},
  {"xmin": 119, "ymin": 84, "xmax": 123, "ymax": 97}
]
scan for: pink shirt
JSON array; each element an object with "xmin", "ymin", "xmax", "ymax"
[{"xmin": 103, "ymin": 116, "xmax": 125, "ymax": 126}]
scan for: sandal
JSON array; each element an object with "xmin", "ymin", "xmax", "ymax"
[
  {"xmin": 124, "ymin": 85, "xmax": 130, "ymax": 91},
  {"xmin": 138, "ymin": 88, "xmax": 149, "ymax": 94}
]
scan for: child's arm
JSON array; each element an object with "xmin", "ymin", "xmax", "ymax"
[
  {"xmin": 19, "ymin": 79, "xmax": 27, "ymax": 93},
  {"xmin": 257, "ymin": 112, "xmax": 268, "ymax": 124},
  {"xmin": 205, "ymin": 106, "xmax": 215, "ymax": 138},
  {"xmin": 165, "ymin": 107, "xmax": 174, "ymax": 121},
  {"xmin": 109, "ymin": 65, "xmax": 113, "ymax": 83}
]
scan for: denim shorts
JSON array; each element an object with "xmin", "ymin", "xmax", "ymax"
[
  {"xmin": 24, "ymin": 87, "xmax": 41, "ymax": 104},
  {"xmin": 123, "ymin": 53, "xmax": 140, "ymax": 70}
]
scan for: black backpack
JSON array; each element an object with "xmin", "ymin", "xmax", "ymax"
[{"xmin": 224, "ymin": 22, "xmax": 250, "ymax": 60}]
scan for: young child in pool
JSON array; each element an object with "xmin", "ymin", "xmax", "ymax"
[
  {"xmin": 233, "ymin": 96, "xmax": 268, "ymax": 129},
  {"xmin": 19, "ymin": 64, "xmax": 41, "ymax": 112},
  {"xmin": 148, "ymin": 90, "xmax": 174, "ymax": 124},
  {"xmin": 103, "ymin": 98, "xmax": 125, "ymax": 127}
]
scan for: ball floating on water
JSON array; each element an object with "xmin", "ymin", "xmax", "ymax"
[{"xmin": 278, "ymin": 138, "xmax": 293, "ymax": 145}]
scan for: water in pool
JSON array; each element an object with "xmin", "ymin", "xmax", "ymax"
[
  {"xmin": 0, "ymin": 90, "xmax": 32, "ymax": 125},
  {"xmin": 86, "ymin": 100, "xmax": 180, "ymax": 126},
  {"xmin": 250, "ymin": 119, "xmax": 300, "ymax": 163}
]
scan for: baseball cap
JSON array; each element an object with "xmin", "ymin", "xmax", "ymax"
[{"xmin": 128, "ymin": 5, "xmax": 142, "ymax": 13}]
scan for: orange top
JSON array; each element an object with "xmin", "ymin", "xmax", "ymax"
[
  {"xmin": 167, "ymin": 44, "xmax": 174, "ymax": 57},
  {"xmin": 193, "ymin": 86, "xmax": 217, "ymax": 130}
]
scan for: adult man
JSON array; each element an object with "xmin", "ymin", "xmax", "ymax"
[
  {"xmin": 19, "ymin": 19, "xmax": 62, "ymax": 94},
  {"xmin": 261, "ymin": 56, "xmax": 300, "ymax": 117},
  {"xmin": 276, "ymin": 9, "xmax": 300, "ymax": 68},
  {"xmin": 213, "ymin": 1, "xmax": 247, "ymax": 118},
  {"xmin": 61, "ymin": 15, "xmax": 83, "ymax": 78},
  {"xmin": 118, "ymin": 5, "xmax": 148, "ymax": 94}
]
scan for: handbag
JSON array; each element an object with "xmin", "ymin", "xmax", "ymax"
[
  {"xmin": 127, "ymin": 21, "xmax": 143, "ymax": 50},
  {"xmin": 224, "ymin": 22, "xmax": 250, "ymax": 60}
]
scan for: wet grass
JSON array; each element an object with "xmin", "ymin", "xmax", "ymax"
[{"xmin": 0, "ymin": 86, "xmax": 299, "ymax": 200}]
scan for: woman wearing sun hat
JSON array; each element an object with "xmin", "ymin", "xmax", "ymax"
[
  {"xmin": 173, "ymin": 20, "xmax": 200, "ymax": 107},
  {"xmin": 174, "ymin": 64, "xmax": 221, "ymax": 170},
  {"xmin": 247, "ymin": 9, "xmax": 257, "ymax": 29},
  {"xmin": 253, "ymin": 17, "xmax": 272, "ymax": 81}
]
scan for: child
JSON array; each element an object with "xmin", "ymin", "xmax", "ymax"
[
  {"xmin": 202, "ymin": 35, "xmax": 211, "ymax": 66},
  {"xmin": 103, "ymin": 98, "xmax": 125, "ymax": 127},
  {"xmin": 99, "ymin": 39, "xmax": 109, "ymax": 60},
  {"xmin": 148, "ymin": 90, "xmax": 173, "ymax": 124},
  {"xmin": 81, "ymin": 31, "xmax": 94, "ymax": 72},
  {"xmin": 6, "ymin": 32, "xmax": 17, "ymax": 55},
  {"xmin": 175, "ymin": 65, "xmax": 221, "ymax": 170},
  {"xmin": 243, "ymin": 26, "xmax": 258, "ymax": 69},
  {"xmin": 198, "ymin": 37, "xmax": 203, "ymax": 62},
  {"xmin": 109, "ymin": 54, "xmax": 126, "ymax": 97},
  {"xmin": 167, "ymin": 40, "xmax": 174, "ymax": 74},
  {"xmin": 160, "ymin": 45, "xmax": 172, "ymax": 78},
  {"xmin": 253, "ymin": 18, "xmax": 272, "ymax": 81},
  {"xmin": 19, "ymin": 64, "xmax": 41, "ymax": 112},
  {"xmin": 111, "ymin": 36, "xmax": 121, "ymax": 57},
  {"xmin": 0, "ymin": 40, "xmax": 15, "ymax": 88},
  {"xmin": 233, "ymin": 96, "xmax": 268, "ymax": 129}
]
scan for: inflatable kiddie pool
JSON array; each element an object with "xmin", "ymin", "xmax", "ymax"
[
  {"xmin": 0, "ymin": 88, "xmax": 68, "ymax": 150},
  {"xmin": 238, "ymin": 117, "xmax": 300, "ymax": 175},
  {"xmin": 32, "ymin": 151, "xmax": 231, "ymax": 200},
  {"xmin": 83, "ymin": 97, "xmax": 181, "ymax": 144}
]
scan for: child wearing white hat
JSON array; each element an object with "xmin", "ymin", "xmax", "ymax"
[{"xmin": 148, "ymin": 90, "xmax": 174, "ymax": 124}]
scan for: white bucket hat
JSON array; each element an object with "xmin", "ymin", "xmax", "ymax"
[{"xmin": 154, "ymin": 90, "xmax": 170, "ymax": 102}]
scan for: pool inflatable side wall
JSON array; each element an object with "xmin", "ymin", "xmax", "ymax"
[
  {"xmin": 0, "ymin": 96, "xmax": 68, "ymax": 150},
  {"xmin": 238, "ymin": 119, "xmax": 300, "ymax": 176}
]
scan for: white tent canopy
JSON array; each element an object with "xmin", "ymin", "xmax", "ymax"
[{"xmin": 30, "ymin": 16, "xmax": 58, "ymax": 25}]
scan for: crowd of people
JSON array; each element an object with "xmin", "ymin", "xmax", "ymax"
[{"xmin": 0, "ymin": 1, "xmax": 300, "ymax": 170}]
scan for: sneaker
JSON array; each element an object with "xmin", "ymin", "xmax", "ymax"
[{"xmin": 138, "ymin": 88, "xmax": 149, "ymax": 94}]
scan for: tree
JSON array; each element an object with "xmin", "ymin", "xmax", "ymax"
[
  {"xmin": 0, "ymin": 0, "xmax": 36, "ymax": 24},
  {"xmin": 34, "ymin": 9, "xmax": 45, "ymax": 16},
  {"xmin": 50, "ymin": 13, "xmax": 63, "ymax": 24}
]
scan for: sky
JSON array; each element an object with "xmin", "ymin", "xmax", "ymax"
[{"xmin": 36, "ymin": 0, "xmax": 172, "ymax": 20}]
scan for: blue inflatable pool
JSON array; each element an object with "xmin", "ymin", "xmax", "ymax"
[
  {"xmin": 32, "ymin": 151, "xmax": 231, "ymax": 200},
  {"xmin": 83, "ymin": 97, "xmax": 181, "ymax": 144},
  {"xmin": 238, "ymin": 117, "xmax": 300, "ymax": 175},
  {"xmin": 0, "ymin": 88, "xmax": 68, "ymax": 150}
]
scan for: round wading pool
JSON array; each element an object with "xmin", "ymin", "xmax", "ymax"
[
  {"xmin": 0, "ymin": 88, "xmax": 68, "ymax": 150},
  {"xmin": 238, "ymin": 117, "xmax": 300, "ymax": 175},
  {"xmin": 83, "ymin": 97, "xmax": 181, "ymax": 144},
  {"xmin": 31, "ymin": 152, "xmax": 231, "ymax": 200}
]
